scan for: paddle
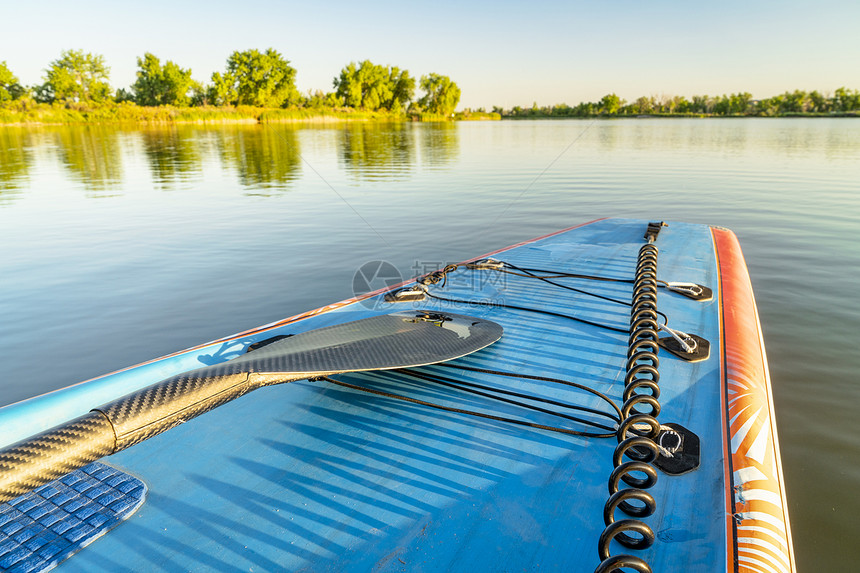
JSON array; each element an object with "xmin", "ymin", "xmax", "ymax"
[{"xmin": 0, "ymin": 310, "xmax": 502, "ymax": 503}]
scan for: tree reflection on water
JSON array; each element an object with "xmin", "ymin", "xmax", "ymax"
[
  {"xmin": 55, "ymin": 126, "xmax": 124, "ymax": 197},
  {"xmin": 216, "ymin": 124, "xmax": 302, "ymax": 195},
  {"xmin": 0, "ymin": 128, "xmax": 32, "ymax": 205},
  {"xmin": 140, "ymin": 126, "xmax": 203, "ymax": 190}
]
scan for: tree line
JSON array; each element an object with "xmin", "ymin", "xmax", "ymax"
[
  {"xmin": 0, "ymin": 49, "xmax": 462, "ymax": 115},
  {"xmin": 496, "ymin": 89, "xmax": 860, "ymax": 118}
]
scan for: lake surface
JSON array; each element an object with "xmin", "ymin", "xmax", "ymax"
[{"xmin": 1, "ymin": 119, "xmax": 858, "ymax": 570}]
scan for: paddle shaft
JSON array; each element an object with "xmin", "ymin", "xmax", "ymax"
[
  {"xmin": 0, "ymin": 370, "xmax": 302, "ymax": 503},
  {"xmin": 0, "ymin": 309, "xmax": 503, "ymax": 503}
]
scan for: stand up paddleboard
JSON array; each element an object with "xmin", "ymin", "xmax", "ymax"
[{"xmin": 0, "ymin": 219, "xmax": 794, "ymax": 573}]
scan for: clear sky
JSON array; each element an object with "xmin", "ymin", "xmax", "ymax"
[{"xmin": 2, "ymin": 0, "xmax": 858, "ymax": 109}]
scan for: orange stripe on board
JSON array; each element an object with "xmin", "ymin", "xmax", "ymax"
[
  {"xmin": 713, "ymin": 227, "xmax": 795, "ymax": 573},
  {"xmin": 714, "ymin": 235, "xmax": 738, "ymax": 571}
]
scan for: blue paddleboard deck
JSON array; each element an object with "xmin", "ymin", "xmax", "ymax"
[{"xmin": 0, "ymin": 218, "xmax": 794, "ymax": 572}]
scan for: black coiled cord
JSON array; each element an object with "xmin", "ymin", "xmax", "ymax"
[{"xmin": 595, "ymin": 242, "xmax": 662, "ymax": 573}]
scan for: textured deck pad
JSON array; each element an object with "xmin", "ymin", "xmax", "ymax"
[{"xmin": 0, "ymin": 463, "xmax": 145, "ymax": 573}]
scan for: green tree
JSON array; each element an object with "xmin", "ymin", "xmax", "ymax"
[
  {"xmin": 333, "ymin": 61, "xmax": 414, "ymax": 111},
  {"xmin": 38, "ymin": 50, "xmax": 112, "ymax": 103},
  {"xmin": 0, "ymin": 61, "xmax": 24, "ymax": 102},
  {"xmin": 389, "ymin": 67, "xmax": 415, "ymax": 111},
  {"xmin": 209, "ymin": 71, "xmax": 236, "ymax": 106},
  {"xmin": 211, "ymin": 49, "xmax": 299, "ymax": 107},
  {"xmin": 781, "ymin": 90, "xmax": 809, "ymax": 113},
  {"xmin": 713, "ymin": 94, "xmax": 731, "ymax": 115},
  {"xmin": 690, "ymin": 95, "xmax": 712, "ymax": 114},
  {"xmin": 132, "ymin": 53, "xmax": 196, "ymax": 106},
  {"xmin": 355, "ymin": 62, "xmax": 391, "ymax": 110},
  {"xmin": 672, "ymin": 95, "xmax": 691, "ymax": 114},
  {"xmin": 728, "ymin": 92, "xmax": 752, "ymax": 114},
  {"xmin": 418, "ymin": 73, "xmax": 461, "ymax": 115},
  {"xmin": 115, "ymin": 87, "xmax": 135, "ymax": 103},
  {"xmin": 552, "ymin": 103, "xmax": 572, "ymax": 116},
  {"xmin": 599, "ymin": 93, "xmax": 622, "ymax": 115},
  {"xmin": 631, "ymin": 96, "xmax": 655, "ymax": 115},
  {"xmin": 190, "ymin": 83, "xmax": 212, "ymax": 106},
  {"xmin": 832, "ymin": 87, "xmax": 860, "ymax": 112},
  {"xmin": 755, "ymin": 95, "xmax": 782, "ymax": 116},
  {"xmin": 304, "ymin": 89, "xmax": 340, "ymax": 109},
  {"xmin": 808, "ymin": 90, "xmax": 829, "ymax": 113},
  {"xmin": 334, "ymin": 62, "xmax": 362, "ymax": 108},
  {"xmin": 573, "ymin": 101, "xmax": 596, "ymax": 116},
  {"xmin": 848, "ymin": 89, "xmax": 860, "ymax": 111}
]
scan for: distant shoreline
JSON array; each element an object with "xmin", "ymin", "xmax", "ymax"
[
  {"xmin": 1, "ymin": 103, "xmax": 856, "ymax": 126},
  {"xmin": 501, "ymin": 112, "xmax": 859, "ymax": 120},
  {"xmin": 0, "ymin": 103, "xmax": 501, "ymax": 126}
]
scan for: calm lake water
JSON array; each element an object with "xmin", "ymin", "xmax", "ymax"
[{"xmin": 1, "ymin": 119, "xmax": 858, "ymax": 569}]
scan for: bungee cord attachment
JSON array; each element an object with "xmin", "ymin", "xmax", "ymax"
[{"xmin": 594, "ymin": 240, "xmax": 662, "ymax": 573}]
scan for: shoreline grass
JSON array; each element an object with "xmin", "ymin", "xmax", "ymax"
[
  {"xmin": 0, "ymin": 101, "xmax": 853, "ymax": 126},
  {"xmin": 500, "ymin": 111, "xmax": 858, "ymax": 119},
  {"xmin": 0, "ymin": 101, "xmax": 501, "ymax": 125}
]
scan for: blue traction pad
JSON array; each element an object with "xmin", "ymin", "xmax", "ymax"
[{"xmin": 0, "ymin": 462, "xmax": 146, "ymax": 573}]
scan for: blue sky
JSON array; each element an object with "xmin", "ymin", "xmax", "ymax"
[{"xmin": 3, "ymin": 0, "xmax": 858, "ymax": 109}]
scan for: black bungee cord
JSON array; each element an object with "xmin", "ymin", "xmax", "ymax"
[
  {"xmin": 319, "ymin": 377, "xmax": 604, "ymax": 437},
  {"xmin": 399, "ymin": 368, "xmax": 619, "ymax": 434},
  {"xmin": 317, "ymin": 260, "xmax": 653, "ymax": 439},
  {"xmin": 318, "ymin": 252, "xmax": 688, "ymax": 442},
  {"xmin": 423, "ymin": 290, "xmax": 630, "ymax": 335},
  {"xmin": 352, "ymin": 237, "xmax": 682, "ymax": 573},
  {"xmin": 415, "ymin": 260, "xmax": 672, "ymax": 333}
]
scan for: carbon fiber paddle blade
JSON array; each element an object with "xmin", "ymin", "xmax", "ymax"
[
  {"xmin": 100, "ymin": 310, "xmax": 502, "ymax": 449},
  {"xmin": 231, "ymin": 310, "xmax": 503, "ymax": 378}
]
